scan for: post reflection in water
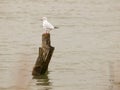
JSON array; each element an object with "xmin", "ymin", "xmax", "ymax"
[{"xmin": 32, "ymin": 71, "xmax": 52, "ymax": 90}]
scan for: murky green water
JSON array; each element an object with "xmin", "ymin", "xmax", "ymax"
[{"xmin": 0, "ymin": 0, "xmax": 120, "ymax": 90}]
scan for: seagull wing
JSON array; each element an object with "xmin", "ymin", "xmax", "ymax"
[{"xmin": 43, "ymin": 21, "xmax": 54, "ymax": 30}]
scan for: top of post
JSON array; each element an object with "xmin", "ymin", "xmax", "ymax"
[
  {"xmin": 42, "ymin": 33, "xmax": 51, "ymax": 48},
  {"xmin": 42, "ymin": 33, "xmax": 50, "ymax": 39}
]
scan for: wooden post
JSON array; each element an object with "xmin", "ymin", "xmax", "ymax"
[{"xmin": 32, "ymin": 33, "xmax": 54, "ymax": 76}]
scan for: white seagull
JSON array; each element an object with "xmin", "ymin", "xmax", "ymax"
[{"xmin": 42, "ymin": 17, "xmax": 57, "ymax": 33}]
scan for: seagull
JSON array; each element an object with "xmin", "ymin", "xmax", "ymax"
[{"xmin": 41, "ymin": 17, "xmax": 58, "ymax": 33}]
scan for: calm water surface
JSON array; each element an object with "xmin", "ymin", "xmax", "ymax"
[{"xmin": 0, "ymin": 0, "xmax": 120, "ymax": 90}]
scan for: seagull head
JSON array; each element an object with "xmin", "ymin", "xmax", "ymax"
[{"xmin": 41, "ymin": 17, "xmax": 47, "ymax": 21}]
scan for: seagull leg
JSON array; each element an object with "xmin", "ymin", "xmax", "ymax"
[
  {"xmin": 45, "ymin": 29, "xmax": 48, "ymax": 34},
  {"xmin": 48, "ymin": 30, "xmax": 50, "ymax": 33}
]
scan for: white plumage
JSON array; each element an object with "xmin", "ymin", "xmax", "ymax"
[{"xmin": 42, "ymin": 17, "xmax": 55, "ymax": 33}]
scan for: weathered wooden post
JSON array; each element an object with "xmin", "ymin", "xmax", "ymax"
[{"xmin": 32, "ymin": 33, "xmax": 54, "ymax": 76}]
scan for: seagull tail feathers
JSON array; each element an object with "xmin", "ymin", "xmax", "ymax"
[{"xmin": 54, "ymin": 26, "xmax": 59, "ymax": 29}]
